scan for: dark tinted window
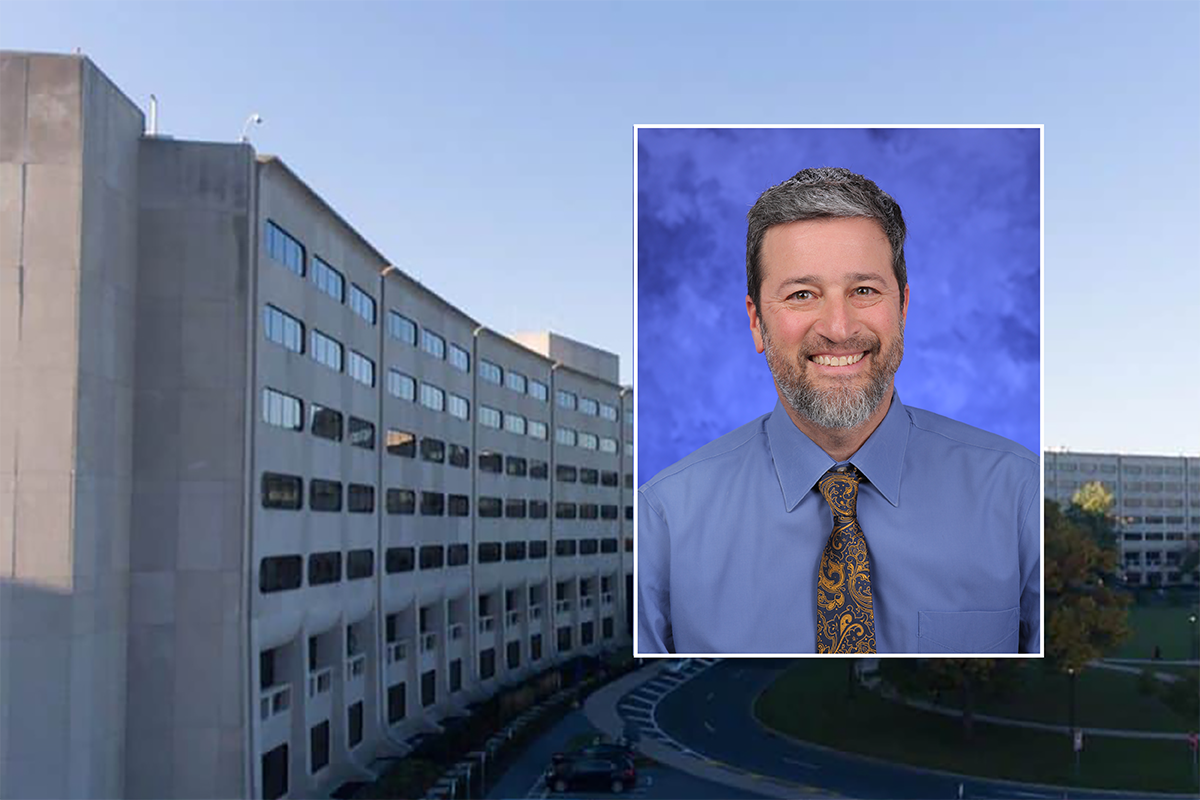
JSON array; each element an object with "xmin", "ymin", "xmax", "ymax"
[
  {"xmin": 579, "ymin": 503, "xmax": 599, "ymax": 520},
  {"xmin": 386, "ymin": 547, "xmax": 415, "ymax": 573},
  {"xmin": 420, "ymin": 492, "xmax": 445, "ymax": 516},
  {"xmin": 448, "ymin": 494, "xmax": 470, "ymax": 517},
  {"xmin": 555, "ymin": 539, "xmax": 577, "ymax": 556},
  {"xmin": 580, "ymin": 468, "xmax": 599, "ymax": 485},
  {"xmin": 555, "ymin": 502, "xmax": 577, "ymax": 520},
  {"xmin": 260, "ymin": 555, "xmax": 303, "ymax": 592},
  {"xmin": 504, "ymin": 541, "xmax": 527, "ymax": 561},
  {"xmin": 348, "ymin": 701, "xmax": 364, "ymax": 748},
  {"xmin": 601, "ymin": 470, "xmax": 619, "ymax": 487},
  {"xmin": 447, "ymin": 544, "xmax": 469, "ymax": 566},
  {"xmin": 600, "ymin": 504, "xmax": 618, "ymax": 520},
  {"xmin": 386, "ymin": 488, "xmax": 415, "ymax": 515},
  {"xmin": 625, "ymin": 505, "xmax": 633, "ymax": 521},
  {"xmin": 308, "ymin": 551, "xmax": 342, "ymax": 585},
  {"xmin": 579, "ymin": 538, "xmax": 599, "ymax": 555},
  {"xmin": 529, "ymin": 500, "xmax": 549, "ymax": 519},
  {"xmin": 347, "ymin": 549, "xmax": 374, "ymax": 579},
  {"xmin": 310, "ymin": 479, "xmax": 342, "ymax": 512},
  {"xmin": 478, "ymin": 497, "xmax": 502, "ymax": 518},
  {"xmin": 311, "ymin": 404, "xmax": 343, "ymax": 441},
  {"xmin": 348, "ymin": 484, "xmax": 374, "ymax": 513},
  {"xmin": 600, "ymin": 537, "xmax": 619, "ymax": 553},
  {"xmin": 529, "ymin": 540, "xmax": 548, "ymax": 559},
  {"xmin": 478, "ymin": 542, "xmax": 502, "ymax": 563},
  {"xmin": 506, "ymin": 456, "xmax": 527, "ymax": 477},
  {"xmin": 262, "ymin": 743, "xmax": 288, "ymax": 800},
  {"xmin": 505, "ymin": 498, "xmax": 527, "ymax": 519},
  {"xmin": 529, "ymin": 460, "xmax": 549, "ymax": 480},
  {"xmin": 449, "ymin": 444, "xmax": 470, "ymax": 468},
  {"xmin": 624, "ymin": 473, "xmax": 634, "ymax": 490},
  {"xmin": 419, "ymin": 545, "xmax": 444, "ymax": 570},
  {"xmin": 479, "ymin": 648, "xmax": 496, "ymax": 680},
  {"xmin": 348, "ymin": 416, "xmax": 375, "ymax": 449},
  {"xmin": 421, "ymin": 437, "xmax": 445, "ymax": 463},
  {"xmin": 556, "ymin": 464, "xmax": 577, "ymax": 483},
  {"xmin": 262, "ymin": 473, "xmax": 302, "ymax": 509},
  {"xmin": 387, "ymin": 682, "xmax": 406, "ymax": 724},
  {"xmin": 479, "ymin": 451, "xmax": 503, "ymax": 473}
]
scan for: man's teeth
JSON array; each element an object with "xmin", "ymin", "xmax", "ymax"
[{"xmin": 811, "ymin": 353, "xmax": 865, "ymax": 367}]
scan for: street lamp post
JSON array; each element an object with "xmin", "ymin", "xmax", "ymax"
[
  {"xmin": 1068, "ymin": 666, "xmax": 1079, "ymax": 775},
  {"xmin": 1189, "ymin": 613, "xmax": 1198, "ymax": 662}
]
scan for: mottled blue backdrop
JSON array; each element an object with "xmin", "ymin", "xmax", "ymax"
[{"xmin": 637, "ymin": 127, "xmax": 1041, "ymax": 481}]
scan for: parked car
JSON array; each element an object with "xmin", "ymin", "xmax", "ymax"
[
  {"xmin": 545, "ymin": 754, "xmax": 637, "ymax": 794},
  {"xmin": 551, "ymin": 737, "xmax": 636, "ymax": 766}
]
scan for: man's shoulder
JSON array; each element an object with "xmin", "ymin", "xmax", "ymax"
[
  {"xmin": 905, "ymin": 404, "xmax": 1037, "ymax": 467},
  {"xmin": 641, "ymin": 412, "xmax": 771, "ymax": 493}
]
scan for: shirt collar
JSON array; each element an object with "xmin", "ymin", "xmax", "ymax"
[{"xmin": 765, "ymin": 390, "xmax": 910, "ymax": 511}]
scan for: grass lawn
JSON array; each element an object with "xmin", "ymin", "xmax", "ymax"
[
  {"xmin": 1110, "ymin": 603, "xmax": 1200, "ymax": 660},
  {"xmin": 754, "ymin": 662, "xmax": 1199, "ymax": 794},
  {"xmin": 927, "ymin": 662, "xmax": 1199, "ymax": 733}
]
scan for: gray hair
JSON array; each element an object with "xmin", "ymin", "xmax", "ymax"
[{"xmin": 746, "ymin": 167, "xmax": 907, "ymax": 310}]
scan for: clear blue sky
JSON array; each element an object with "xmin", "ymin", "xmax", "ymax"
[{"xmin": 3, "ymin": 1, "xmax": 1197, "ymax": 455}]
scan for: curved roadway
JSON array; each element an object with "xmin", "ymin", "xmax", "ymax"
[{"xmin": 633, "ymin": 659, "xmax": 1180, "ymax": 799}]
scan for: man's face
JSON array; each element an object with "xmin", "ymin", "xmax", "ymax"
[{"xmin": 747, "ymin": 217, "xmax": 909, "ymax": 430}]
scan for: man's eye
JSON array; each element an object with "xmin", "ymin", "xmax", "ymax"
[
  {"xmin": 791, "ymin": 290, "xmax": 813, "ymax": 300},
  {"xmin": 854, "ymin": 287, "xmax": 878, "ymax": 296}
]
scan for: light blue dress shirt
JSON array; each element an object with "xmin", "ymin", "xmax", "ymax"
[{"xmin": 637, "ymin": 393, "xmax": 1041, "ymax": 655}]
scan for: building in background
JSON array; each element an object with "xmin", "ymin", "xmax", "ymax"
[
  {"xmin": 0, "ymin": 51, "xmax": 633, "ymax": 800},
  {"xmin": 1044, "ymin": 450, "xmax": 1200, "ymax": 588}
]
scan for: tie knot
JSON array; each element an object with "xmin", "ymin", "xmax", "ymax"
[{"xmin": 818, "ymin": 466, "xmax": 860, "ymax": 520}]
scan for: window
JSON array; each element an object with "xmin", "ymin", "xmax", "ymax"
[
  {"xmin": 265, "ymin": 221, "xmax": 304, "ymax": 276},
  {"xmin": 529, "ymin": 500, "xmax": 549, "ymax": 519},
  {"xmin": 308, "ymin": 551, "xmax": 342, "ymax": 585},
  {"xmin": 505, "ymin": 499, "xmax": 527, "ymax": 519},
  {"xmin": 263, "ymin": 744, "xmax": 288, "ymax": 800},
  {"xmin": 556, "ymin": 427, "xmax": 577, "ymax": 447},
  {"xmin": 624, "ymin": 410, "xmax": 634, "ymax": 425},
  {"xmin": 529, "ymin": 540, "xmax": 548, "ymax": 558},
  {"xmin": 601, "ymin": 471, "xmax": 619, "ymax": 487},
  {"xmin": 310, "ymin": 721, "xmax": 329, "ymax": 774},
  {"xmin": 507, "ymin": 640, "xmax": 520, "ymax": 670},
  {"xmin": 348, "ymin": 351, "xmax": 375, "ymax": 387},
  {"xmin": 348, "ymin": 701, "xmax": 364, "ymax": 749},
  {"xmin": 478, "ymin": 542, "xmax": 502, "ymax": 563},
  {"xmin": 479, "ymin": 360, "xmax": 503, "ymax": 385},
  {"xmin": 555, "ymin": 502, "xmax": 577, "ymax": 520},
  {"xmin": 557, "ymin": 390, "xmax": 577, "ymax": 410},
  {"xmin": 529, "ymin": 380, "xmax": 548, "ymax": 402},
  {"xmin": 580, "ymin": 504, "xmax": 599, "ymax": 520},
  {"xmin": 263, "ymin": 305, "xmax": 304, "ymax": 353},
  {"xmin": 310, "ymin": 255, "xmax": 344, "ymax": 301},
  {"xmin": 600, "ymin": 403, "xmax": 618, "ymax": 421},
  {"xmin": 504, "ymin": 413, "xmax": 527, "ymax": 436},
  {"xmin": 386, "ymin": 429, "xmax": 416, "ymax": 458},
  {"xmin": 421, "ymin": 328, "xmax": 445, "ymax": 359},
  {"xmin": 506, "ymin": 371, "xmax": 528, "ymax": 394},
  {"xmin": 506, "ymin": 456, "xmax": 528, "ymax": 477},
  {"xmin": 505, "ymin": 541, "xmax": 527, "ymax": 560},
  {"xmin": 602, "ymin": 618, "xmax": 614, "ymax": 640},
  {"xmin": 625, "ymin": 505, "xmax": 633, "ymax": 521},
  {"xmin": 348, "ymin": 284, "xmax": 376, "ymax": 324},
  {"xmin": 387, "ymin": 311, "xmax": 417, "ymax": 345},
  {"xmin": 580, "ymin": 539, "xmax": 599, "ymax": 555},
  {"xmin": 262, "ymin": 473, "xmax": 302, "ymax": 509},
  {"xmin": 599, "ymin": 437, "xmax": 618, "ymax": 454},
  {"xmin": 580, "ymin": 468, "xmax": 599, "ymax": 485},
  {"xmin": 419, "ymin": 545, "xmax": 444, "ymax": 570},
  {"xmin": 480, "ymin": 406, "xmax": 502, "ymax": 429},
  {"xmin": 580, "ymin": 397, "xmax": 598, "ymax": 416},
  {"xmin": 348, "ymin": 484, "xmax": 374, "ymax": 513},
  {"xmin": 448, "ymin": 494, "xmax": 470, "ymax": 517},
  {"xmin": 420, "ymin": 492, "xmax": 445, "ymax": 516},
  {"xmin": 419, "ymin": 383, "xmax": 445, "ymax": 412},
  {"xmin": 624, "ymin": 474, "xmax": 634, "ymax": 490},
  {"xmin": 260, "ymin": 555, "xmax": 303, "ymax": 593},
  {"xmin": 448, "ymin": 393, "xmax": 470, "ymax": 421},
  {"xmin": 528, "ymin": 420, "xmax": 548, "ymax": 440},
  {"xmin": 556, "ymin": 465, "xmax": 578, "ymax": 483},
  {"xmin": 478, "ymin": 497, "xmax": 503, "ymax": 518},
  {"xmin": 421, "ymin": 670, "xmax": 436, "ymax": 708},
  {"xmin": 448, "ymin": 344, "xmax": 470, "ymax": 372},
  {"xmin": 449, "ymin": 659, "xmax": 463, "ymax": 693},
  {"xmin": 386, "ymin": 546, "xmax": 415, "ymax": 572},
  {"xmin": 348, "ymin": 417, "xmax": 375, "ymax": 450},
  {"xmin": 531, "ymin": 634, "xmax": 543, "ymax": 660},
  {"xmin": 262, "ymin": 388, "xmax": 303, "ymax": 431},
  {"xmin": 579, "ymin": 432, "xmax": 598, "ymax": 450},
  {"xmin": 421, "ymin": 437, "xmax": 446, "ymax": 463},
  {"xmin": 310, "ymin": 479, "xmax": 342, "ymax": 512},
  {"xmin": 601, "ymin": 537, "xmax": 619, "ymax": 553},
  {"xmin": 447, "ymin": 543, "xmax": 469, "ymax": 566},
  {"xmin": 479, "ymin": 648, "xmax": 496, "ymax": 680},
  {"xmin": 530, "ymin": 460, "xmax": 548, "ymax": 480},
  {"xmin": 387, "ymin": 488, "xmax": 416, "ymax": 515},
  {"xmin": 449, "ymin": 443, "xmax": 470, "ymax": 468},
  {"xmin": 479, "ymin": 451, "xmax": 503, "ymax": 473},
  {"xmin": 310, "ymin": 330, "xmax": 343, "ymax": 372},
  {"xmin": 555, "ymin": 539, "xmax": 577, "ymax": 556},
  {"xmin": 387, "ymin": 369, "xmax": 416, "ymax": 401},
  {"xmin": 347, "ymin": 549, "xmax": 374, "ymax": 579},
  {"xmin": 310, "ymin": 404, "xmax": 343, "ymax": 441},
  {"xmin": 601, "ymin": 505, "xmax": 619, "ymax": 521},
  {"xmin": 581, "ymin": 622, "xmax": 594, "ymax": 646}
]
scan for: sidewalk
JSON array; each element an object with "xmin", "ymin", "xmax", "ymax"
[{"xmin": 583, "ymin": 666, "xmax": 812, "ymax": 799}]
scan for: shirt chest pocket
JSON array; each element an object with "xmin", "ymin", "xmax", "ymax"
[{"xmin": 917, "ymin": 607, "xmax": 1019, "ymax": 654}]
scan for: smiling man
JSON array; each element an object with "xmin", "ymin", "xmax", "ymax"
[{"xmin": 637, "ymin": 167, "xmax": 1041, "ymax": 655}]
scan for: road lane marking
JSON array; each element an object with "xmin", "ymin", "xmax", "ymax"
[
  {"xmin": 703, "ymin": 721, "xmax": 716, "ymax": 733},
  {"xmin": 782, "ymin": 757, "xmax": 818, "ymax": 769}
]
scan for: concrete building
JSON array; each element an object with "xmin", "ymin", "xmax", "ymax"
[
  {"xmin": 0, "ymin": 52, "xmax": 634, "ymax": 800},
  {"xmin": 1044, "ymin": 450, "xmax": 1200, "ymax": 587}
]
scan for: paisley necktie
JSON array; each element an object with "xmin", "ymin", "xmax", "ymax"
[{"xmin": 816, "ymin": 465, "xmax": 877, "ymax": 653}]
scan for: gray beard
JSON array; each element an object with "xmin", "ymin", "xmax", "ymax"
[{"xmin": 761, "ymin": 321, "xmax": 903, "ymax": 430}]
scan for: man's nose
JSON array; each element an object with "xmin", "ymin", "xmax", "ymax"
[{"xmin": 814, "ymin": 294, "xmax": 858, "ymax": 342}]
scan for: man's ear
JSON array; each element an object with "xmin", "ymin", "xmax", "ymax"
[
  {"xmin": 747, "ymin": 295, "xmax": 765, "ymax": 354},
  {"xmin": 901, "ymin": 283, "xmax": 910, "ymax": 328}
]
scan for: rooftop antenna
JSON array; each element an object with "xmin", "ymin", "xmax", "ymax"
[
  {"xmin": 148, "ymin": 94, "xmax": 158, "ymax": 136},
  {"xmin": 240, "ymin": 113, "xmax": 263, "ymax": 143}
]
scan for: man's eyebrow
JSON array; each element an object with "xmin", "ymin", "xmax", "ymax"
[{"xmin": 778, "ymin": 272, "xmax": 889, "ymax": 288}]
